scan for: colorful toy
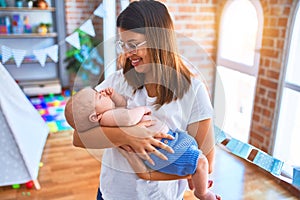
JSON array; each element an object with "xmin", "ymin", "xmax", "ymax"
[
  {"xmin": 12, "ymin": 184, "xmax": 20, "ymax": 189},
  {"xmin": 0, "ymin": 0, "xmax": 7, "ymax": 7},
  {"xmin": 22, "ymin": 192, "xmax": 31, "ymax": 196},
  {"xmin": 25, "ymin": 180, "xmax": 34, "ymax": 189},
  {"xmin": 29, "ymin": 90, "xmax": 72, "ymax": 132}
]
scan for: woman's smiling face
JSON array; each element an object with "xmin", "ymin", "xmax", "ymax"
[{"xmin": 118, "ymin": 28, "xmax": 152, "ymax": 74}]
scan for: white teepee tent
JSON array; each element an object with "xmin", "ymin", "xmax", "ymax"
[{"xmin": 0, "ymin": 63, "xmax": 49, "ymax": 189}]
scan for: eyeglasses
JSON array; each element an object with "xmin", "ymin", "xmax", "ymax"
[{"xmin": 116, "ymin": 40, "xmax": 147, "ymax": 54}]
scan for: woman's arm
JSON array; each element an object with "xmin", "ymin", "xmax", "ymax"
[
  {"xmin": 137, "ymin": 169, "xmax": 191, "ymax": 181},
  {"xmin": 118, "ymin": 147, "xmax": 191, "ymax": 181},
  {"xmin": 187, "ymin": 118, "xmax": 215, "ymax": 173},
  {"xmin": 73, "ymin": 125, "xmax": 174, "ymax": 162}
]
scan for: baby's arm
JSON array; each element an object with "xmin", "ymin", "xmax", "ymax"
[
  {"xmin": 101, "ymin": 87, "xmax": 127, "ymax": 107},
  {"xmin": 100, "ymin": 106, "xmax": 151, "ymax": 127}
]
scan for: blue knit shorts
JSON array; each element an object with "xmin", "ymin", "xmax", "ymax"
[{"xmin": 145, "ymin": 129, "xmax": 201, "ymax": 176}]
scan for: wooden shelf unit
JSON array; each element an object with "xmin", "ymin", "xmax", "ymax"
[
  {"xmin": 0, "ymin": 7, "xmax": 55, "ymax": 12},
  {"xmin": 0, "ymin": 33, "xmax": 57, "ymax": 38}
]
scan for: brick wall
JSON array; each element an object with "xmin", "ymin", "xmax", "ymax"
[
  {"xmin": 249, "ymin": 0, "xmax": 293, "ymax": 153},
  {"xmin": 163, "ymin": 0, "xmax": 217, "ymax": 93}
]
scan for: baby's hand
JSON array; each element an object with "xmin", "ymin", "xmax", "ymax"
[
  {"xmin": 137, "ymin": 115, "xmax": 156, "ymax": 128},
  {"xmin": 144, "ymin": 107, "xmax": 152, "ymax": 115},
  {"xmin": 100, "ymin": 87, "xmax": 114, "ymax": 97}
]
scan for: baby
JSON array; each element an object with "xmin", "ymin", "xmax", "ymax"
[{"xmin": 64, "ymin": 87, "xmax": 220, "ymax": 200}]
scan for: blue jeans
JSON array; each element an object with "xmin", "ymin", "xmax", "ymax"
[{"xmin": 97, "ymin": 187, "xmax": 104, "ymax": 200}]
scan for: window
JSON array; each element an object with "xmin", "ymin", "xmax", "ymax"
[
  {"xmin": 214, "ymin": 0, "xmax": 263, "ymax": 143},
  {"xmin": 273, "ymin": 2, "xmax": 300, "ymax": 177}
]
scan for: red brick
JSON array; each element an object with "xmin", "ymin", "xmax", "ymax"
[
  {"xmin": 191, "ymin": 0, "xmax": 210, "ymax": 3},
  {"xmin": 193, "ymin": 15, "xmax": 215, "ymax": 21},
  {"xmin": 264, "ymin": 28, "xmax": 280, "ymax": 37},
  {"xmin": 199, "ymin": 6, "xmax": 216, "ymax": 13},
  {"xmin": 178, "ymin": 6, "xmax": 197, "ymax": 12},
  {"xmin": 261, "ymin": 98, "xmax": 268, "ymax": 106},
  {"xmin": 252, "ymin": 114, "xmax": 260, "ymax": 122},
  {"xmin": 267, "ymin": 90, "xmax": 277, "ymax": 99},
  {"xmin": 278, "ymin": 17, "xmax": 288, "ymax": 27},
  {"xmin": 258, "ymin": 88, "xmax": 266, "ymax": 96},
  {"xmin": 269, "ymin": 0, "xmax": 279, "ymax": 5},
  {"xmin": 260, "ymin": 78, "xmax": 278, "ymax": 90},
  {"xmin": 271, "ymin": 61, "xmax": 282, "ymax": 69},
  {"xmin": 262, "ymin": 38, "xmax": 274, "ymax": 47},
  {"xmin": 259, "ymin": 68, "xmax": 266, "ymax": 76},
  {"xmin": 251, "ymin": 131, "xmax": 264, "ymax": 142},
  {"xmin": 267, "ymin": 70, "xmax": 280, "ymax": 79},
  {"xmin": 262, "ymin": 108, "xmax": 271, "ymax": 118},
  {"xmin": 168, "ymin": 0, "xmax": 187, "ymax": 3},
  {"xmin": 276, "ymin": 39, "xmax": 285, "ymax": 49},
  {"xmin": 260, "ymin": 48, "xmax": 279, "ymax": 58},
  {"xmin": 264, "ymin": 59, "xmax": 271, "ymax": 67},
  {"xmin": 269, "ymin": 100, "xmax": 276, "ymax": 109},
  {"xmin": 270, "ymin": 6, "xmax": 284, "ymax": 15},
  {"xmin": 263, "ymin": 119, "xmax": 272, "ymax": 129},
  {"xmin": 283, "ymin": 7, "xmax": 291, "ymax": 15}
]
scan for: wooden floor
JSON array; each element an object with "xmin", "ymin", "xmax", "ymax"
[{"xmin": 0, "ymin": 131, "xmax": 299, "ymax": 200}]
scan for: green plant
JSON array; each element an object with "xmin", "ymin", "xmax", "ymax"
[
  {"xmin": 65, "ymin": 29, "xmax": 103, "ymax": 88},
  {"xmin": 39, "ymin": 22, "xmax": 52, "ymax": 28}
]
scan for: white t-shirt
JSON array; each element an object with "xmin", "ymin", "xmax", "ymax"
[{"xmin": 95, "ymin": 70, "xmax": 213, "ymax": 200}]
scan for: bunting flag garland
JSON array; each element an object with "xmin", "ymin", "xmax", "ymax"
[
  {"xmin": 0, "ymin": 1, "xmax": 107, "ymax": 67},
  {"xmin": 11, "ymin": 49, "xmax": 26, "ymax": 67},
  {"xmin": 79, "ymin": 19, "xmax": 96, "ymax": 37},
  {"xmin": 215, "ymin": 126, "xmax": 284, "ymax": 176},
  {"xmin": 1, "ymin": 45, "xmax": 12, "ymax": 64},
  {"xmin": 93, "ymin": 3, "xmax": 105, "ymax": 18},
  {"xmin": 65, "ymin": 32, "xmax": 81, "ymax": 50},
  {"xmin": 45, "ymin": 45, "xmax": 58, "ymax": 63},
  {"xmin": 33, "ymin": 49, "xmax": 47, "ymax": 67}
]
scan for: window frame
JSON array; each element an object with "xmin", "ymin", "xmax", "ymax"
[
  {"xmin": 271, "ymin": 1, "xmax": 300, "ymax": 158},
  {"xmin": 216, "ymin": 0, "xmax": 263, "ymax": 76}
]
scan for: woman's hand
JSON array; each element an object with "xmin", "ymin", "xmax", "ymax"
[
  {"xmin": 121, "ymin": 126, "xmax": 174, "ymax": 165},
  {"xmin": 118, "ymin": 147, "xmax": 149, "ymax": 173}
]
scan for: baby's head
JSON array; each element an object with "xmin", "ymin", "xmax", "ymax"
[{"xmin": 64, "ymin": 87, "xmax": 115, "ymax": 132}]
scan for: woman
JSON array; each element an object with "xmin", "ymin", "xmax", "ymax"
[{"xmin": 73, "ymin": 1, "xmax": 216, "ymax": 199}]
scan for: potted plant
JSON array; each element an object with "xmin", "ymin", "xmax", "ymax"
[{"xmin": 64, "ymin": 29, "xmax": 104, "ymax": 90}]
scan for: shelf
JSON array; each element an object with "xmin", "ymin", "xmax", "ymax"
[
  {"xmin": 18, "ymin": 79, "xmax": 62, "ymax": 96},
  {"xmin": 0, "ymin": 0, "xmax": 66, "ymax": 90},
  {"xmin": 0, "ymin": 33, "xmax": 57, "ymax": 38},
  {"xmin": 0, "ymin": 7, "xmax": 55, "ymax": 12}
]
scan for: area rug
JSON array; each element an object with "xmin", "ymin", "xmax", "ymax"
[{"xmin": 29, "ymin": 92, "xmax": 72, "ymax": 133}]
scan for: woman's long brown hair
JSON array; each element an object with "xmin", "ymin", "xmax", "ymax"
[{"xmin": 117, "ymin": 0, "xmax": 193, "ymax": 107}]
